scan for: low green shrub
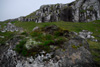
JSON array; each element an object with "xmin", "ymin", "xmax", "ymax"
[
  {"xmin": 14, "ymin": 40, "xmax": 28, "ymax": 56},
  {"xmin": 54, "ymin": 31, "xmax": 62, "ymax": 37},
  {"xmin": 80, "ymin": 9, "xmax": 87, "ymax": 13},
  {"xmin": 44, "ymin": 34, "xmax": 54, "ymax": 40},
  {"xmin": 30, "ymin": 31, "xmax": 43, "ymax": 37},
  {"xmin": 55, "ymin": 37, "xmax": 66, "ymax": 44},
  {"xmin": 30, "ymin": 31, "xmax": 54, "ymax": 42},
  {"xmin": 42, "ymin": 40, "xmax": 55, "ymax": 46},
  {"xmin": 0, "ymin": 32, "xmax": 14, "ymax": 45}
]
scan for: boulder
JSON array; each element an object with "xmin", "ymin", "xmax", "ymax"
[
  {"xmin": 1, "ymin": 22, "xmax": 23, "ymax": 32},
  {"xmin": 79, "ymin": 30, "xmax": 94, "ymax": 39}
]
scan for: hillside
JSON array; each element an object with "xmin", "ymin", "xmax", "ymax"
[
  {"xmin": 0, "ymin": 20, "xmax": 100, "ymax": 67},
  {"xmin": 0, "ymin": 0, "xmax": 100, "ymax": 67}
]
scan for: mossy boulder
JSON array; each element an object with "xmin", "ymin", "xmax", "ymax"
[{"xmin": 0, "ymin": 25, "xmax": 96, "ymax": 67}]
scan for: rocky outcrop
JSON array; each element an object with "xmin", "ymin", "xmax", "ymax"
[
  {"xmin": 0, "ymin": 22, "xmax": 23, "ymax": 32},
  {"xmin": 73, "ymin": 0, "xmax": 100, "ymax": 22},
  {"xmin": 0, "ymin": 25, "xmax": 96, "ymax": 67},
  {"xmin": 73, "ymin": 30, "xmax": 98, "ymax": 42},
  {"xmin": 78, "ymin": 30, "xmax": 94, "ymax": 39},
  {"xmin": 18, "ymin": 17, "xmax": 34, "ymax": 22},
  {"xmin": 19, "ymin": 0, "xmax": 100, "ymax": 23}
]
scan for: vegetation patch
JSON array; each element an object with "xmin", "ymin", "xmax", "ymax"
[
  {"xmin": 80, "ymin": 9, "xmax": 87, "ymax": 13},
  {"xmin": 88, "ymin": 41, "xmax": 100, "ymax": 65},
  {"xmin": 14, "ymin": 39, "xmax": 27, "ymax": 56},
  {"xmin": 14, "ymin": 25, "xmax": 68, "ymax": 57},
  {"xmin": 14, "ymin": 38, "xmax": 52, "ymax": 57},
  {"xmin": 21, "ymin": 31, "xmax": 28, "ymax": 36},
  {"xmin": 0, "ymin": 32, "xmax": 15, "ymax": 45},
  {"xmin": 0, "ymin": 20, "xmax": 9, "ymax": 28},
  {"xmin": 71, "ymin": 45, "xmax": 81, "ymax": 49}
]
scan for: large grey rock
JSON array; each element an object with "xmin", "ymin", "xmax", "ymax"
[
  {"xmin": 1, "ymin": 22, "xmax": 23, "ymax": 32},
  {"xmin": 79, "ymin": 30, "xmax": 94, "ymax": 39}
]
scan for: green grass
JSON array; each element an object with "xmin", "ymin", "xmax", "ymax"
[
  {"xmin": 0, "ymin": 20, "xmax": 9, "ymax": 28},
  {"xmin": 14, "ymin": 20, "xmax": 100, "ymax": 41},
  {"xmin": 0, "ymin": 32, "xmax": 15, "ymax": 45},
  {"xmin": 14, "ymin": 21, "xmax": 100, "ymax": 40},
  {"xmin": 88, "ymin": 41, "xmax": 100, "ymax": 65},
  {"xmin": 14, "ymin": 20, "xmax": 100, "ymax": 32}
]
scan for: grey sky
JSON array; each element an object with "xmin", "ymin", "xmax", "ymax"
[{"xmin": 0, "ymin": 0, "xmax": 75, "ymax": 21}]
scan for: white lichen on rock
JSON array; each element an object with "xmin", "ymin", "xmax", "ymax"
[{"xmin": 25, "ymin": 38, "xmax": 41, "ymax": 49}]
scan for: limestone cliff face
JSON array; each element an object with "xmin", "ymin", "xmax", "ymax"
[
  {"xmin": 18, "ymin": 0, "xmax": 100, "ymax": 23},
  {"xmin": 73, "ymin": 0, "xmax": 100, "ymax": 22}
]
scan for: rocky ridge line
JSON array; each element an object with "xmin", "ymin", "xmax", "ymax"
[{"xmin": 18, "ymin": 0, "xmax": 100, "ymax": 23}]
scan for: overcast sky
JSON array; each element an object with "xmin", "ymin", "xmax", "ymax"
[{"xmin": 0, "ymin": 0, "xmax": 75, "ymax": 21}]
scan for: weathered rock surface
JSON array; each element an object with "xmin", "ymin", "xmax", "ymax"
[
  {"xmin": 18, "ymin": 16, "xmax": 34, "ymax": 22},
  {"xmin": 18, "ymin": 0, "xmax": 100, "ymax": 23},
  {"xmin": 79, "ymin": 30, "xmax": 94, "ymax": 39},
  {"xmin": 0, "ymin": 25, "xmax": 96, "ymax": 67},
  {"xmin": 75, "ymin": 30, "xmax": 98, "ymax": 42},
  {"xmin": 0, "ymin": 22, "xmax": 23, "ymax": 32}
]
